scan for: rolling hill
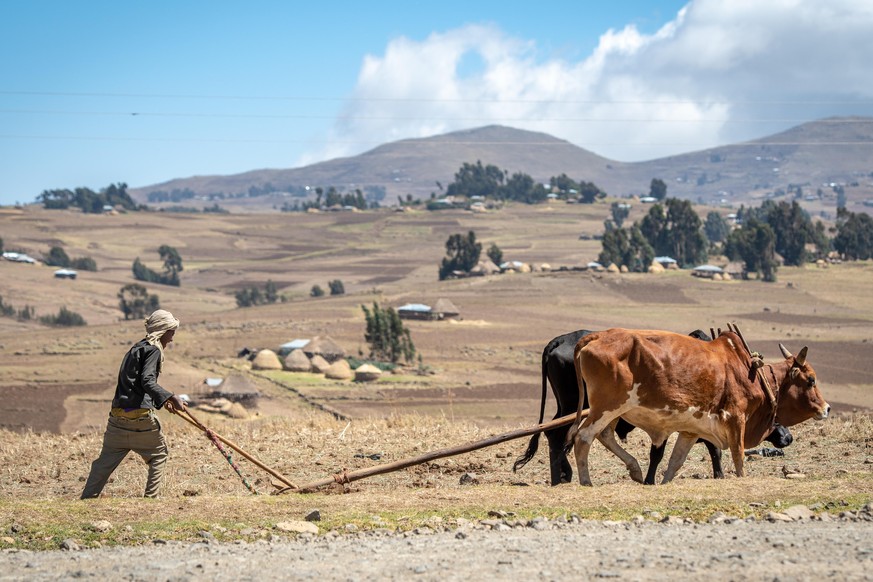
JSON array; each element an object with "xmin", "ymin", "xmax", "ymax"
[{"xmin": 130, "ymin": 117, "xmax": 873, "ymax": 213}]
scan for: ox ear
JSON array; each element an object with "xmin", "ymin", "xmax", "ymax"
[
  {"xmin": 795, "ymin": 346, "xmax": 808, "ymax": 367},
  {"xmin": 779, "ymin": 343, "xmax": 793, "ymax": 359}
]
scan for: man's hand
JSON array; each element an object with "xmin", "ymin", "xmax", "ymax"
[{"xmin": 165, "ymin": 394, "xmax": 188, "ymax": 414}]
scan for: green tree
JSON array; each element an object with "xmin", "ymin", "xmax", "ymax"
[
  {"xmin": 578, "ymin": 181, "xmax": 605, "ymax": 204},
  {"xmin": 610, "ymin": 202, "xmax": 630, "ymax": 228},
  {"xmin": 0, "ymin": 295, "xmax": 16, "ymax": 317},
  {"xmin": 158, "ymin": 245, "xmax": 183, "ymax": 285},
  {"xmin": 811, "ymin": 220, "xmax": 831, "ymax": 258},
  {"xmin": 236, "ymin": 281, "xmax": 279, "ymax": 307},
  {"xmin": 499, "ymin": 172, "xmax": 548, "ymax": 204},
  {"xmin": 835, "ymin": 185, "xmax": 847, "ymax": 209},
  {"xmin": 132, "ymin": 257, "xmax": 161, "ymax": 283},
  {"xmin": 361, "ymin": 302, "xmax": 416, "ymax": 364},
  {"xmin": 310, "ymin": 285, "xmax": 325, "ymax": 297},
  {"xmin": 833, "ymin": 208, "xmax": 873, "ymax": 260},
  {"xmin": 328, "ymin": 280, "xmax": 345, "ymax": 295},
  {"xmin": 761, "ymin": 200, "xmax": 815, "ymax": 266},
  {"xmin": 550, "ymin": 173, "xmax": 579, "ymax": 196},
  {"xmin": 265, "ymin": 280, "xmax": 278, "ymax": 303},
  {"xmin": 649, "ymin": 178, "xmax": 668, "ymax": 201},
  {"xmin": 445, "ymin": 161, "xmax": 505, "ymax": 198},
  {"xmin": 438, "ymin": 231, "xmax": 482, "ymax": 280},
  {"xmin": 486, "ymin": 243, "xmax": 503, "ymax": 266},
  {"xmin": 598, "ymin": 225, "xmax": 654, "ymax": 272},
  {"xmin": 118, "ymin": 284, "xmax": 160, "ymax": 320},
  {"xmin": 704, "ymin": 211, "xmax": 731, "ymax": 244},
  {"xmin": 0, "ymin": 236, "xmax": 4, "ymax": 253},
  {"xmin": 639, "ymin": 199, "xmax": 707, "ymax": 266},
  {"xmin": 44, "ymin": 246, "xmax": 70, "ymax": 267},
  {"xmin": 725, "ymin": 218, "xmax": 778, "ymax": 281},
  {"xmin": 70, "ymin": 256, "xmax": 97, "ymax": 271}
]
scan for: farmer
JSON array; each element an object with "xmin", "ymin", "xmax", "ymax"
[{"xmin": 81, "ymin": 309, "xmax": 188, "ymax": 499}]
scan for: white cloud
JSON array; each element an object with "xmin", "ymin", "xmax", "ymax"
[{"xmin": 302, "ymin": 0, "xmax": 873, "ymax": 165}]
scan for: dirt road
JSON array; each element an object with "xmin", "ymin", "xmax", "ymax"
[{"xmin": 2, "ymin": 517, "xmax": 871, "ymax": 581}]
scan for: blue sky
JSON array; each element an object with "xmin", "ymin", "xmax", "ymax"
[{"xmin": 1, "ymin": 0, "xmax": 872, "ymax": 205}]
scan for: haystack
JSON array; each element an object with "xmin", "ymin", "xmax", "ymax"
[
  {"xmin": 283, "ymin": 349, "xmax": 312, "ymax": 372},
  {"xmin": 473, "ymin": 259, "xmax": 500, "ymax": 275},
  {"xmin": 310, "ymin": 354, "xmax": 331, "ymax": 374},
  {"xmin": 620, "ymin": 265, "xmax": 629, "ymax": 273},
  {"xmin": 649, "ymin": 261, "xmax": 665, "ymax": 273},
  {"xmin": 324, "ymin": 359, "xmax": 353, "ymax": 380},
  {"xmin": 354, "ymin": 363, "xmax": 382, "ymax": 382},
  {"xmin": 225, "ymin": 402, "xmax": 250, "ymax": 420},
  {"xmin": 303, "ymin": 336, "xmax": 346, "ymax": 363},
  {"xmin": 607, "ymin": 263, "xmax": 620, "ymax": 273},
  {"xmin": 252, "ymin": 349, "xmax": 282, "ymax": 370}
]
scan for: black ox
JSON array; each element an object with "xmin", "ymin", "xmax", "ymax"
[{"xmin": 513, "ymin": 329, "xmax": 794, "ymax": 485}]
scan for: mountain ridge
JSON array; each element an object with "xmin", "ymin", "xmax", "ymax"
[{"xmin": 130, "ymin": 117, "xmax": 873, "ymax": 212}]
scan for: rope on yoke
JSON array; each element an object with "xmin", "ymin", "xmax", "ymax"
[
  {"xmin": 205, "ymin": 428, "xmax": 259, "ymax": 495},
  {"xmin": 727, "ymin": 322, "xmax": 776, "ymax": 408}
]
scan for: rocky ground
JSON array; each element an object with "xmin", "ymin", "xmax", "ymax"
[{"xmin": 2, "ymin": 506, "xmax": 872, "ymax": 581}]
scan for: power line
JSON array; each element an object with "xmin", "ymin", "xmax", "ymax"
[
  {"xmin": 0, "ymin": 134, "xmax": 870, "ymax": 147},
  {"xmin": 2, "ymin": 108, "xmax": 873, "ymax": 124},
  {"xmin": 2, "ymin": 89, "xmax": 873, "ymax": 107}
]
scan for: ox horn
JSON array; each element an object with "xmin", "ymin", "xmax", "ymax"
[
  {"xmin": 796, "ymin": 346, "xmax": 808, "ymax": 366},
  {"xmin": 779, "ymin": 343, "xmax": 793, "ymax": 359}
]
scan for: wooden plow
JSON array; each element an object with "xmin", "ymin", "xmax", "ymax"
[{"xmin": 173, "ymin": 406, "xmax": 589, "ymax": 494}]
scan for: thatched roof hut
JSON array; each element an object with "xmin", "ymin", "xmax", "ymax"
[
  {"xmin": 433, "ymin": 298, "xmax": 460, "ymax": 320},
  {"xmin": 354, "ymin": 363, "xmax": 382, "ymax": 382},
  {"xmin": 303, "ymin": 336, "xmax": 346, "ymax": 363},
  {"xmin": 205, "ymin": 374, "xmax": 261, "ymax": 403}
]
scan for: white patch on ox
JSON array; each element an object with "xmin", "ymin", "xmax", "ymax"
[{"xmin": 620, "ymin": 391, "xmax": 732, "ymax": 450}]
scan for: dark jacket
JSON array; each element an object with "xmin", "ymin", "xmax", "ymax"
[{"xmin": 111, "ymin": 339, "xmax": 173, "ymax": 410}]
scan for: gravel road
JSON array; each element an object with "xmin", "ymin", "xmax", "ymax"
[{"xmin": 2, "ymin": 516, "xmax": 872, "ymax": 581}]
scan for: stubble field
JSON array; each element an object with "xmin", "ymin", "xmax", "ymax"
[{"xmin": 0, "ymin": 202, "xmax": 871, "ymax": 559}]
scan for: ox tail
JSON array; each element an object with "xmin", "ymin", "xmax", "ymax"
[{"xmin": 512, "ymin": 343, "xmax": 551, "ymax": 473}]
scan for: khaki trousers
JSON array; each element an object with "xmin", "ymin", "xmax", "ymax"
[{"xmin": 81, "ymin": 413, "xmax": 168, "ymax": 499}]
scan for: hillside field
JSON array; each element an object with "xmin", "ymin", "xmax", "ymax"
[{"xmin": 0, "ymin": 202, "xmax": 870, "ymax": 549}]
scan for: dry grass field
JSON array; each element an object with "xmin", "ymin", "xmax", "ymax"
[{"xmin": 0, "ymin": 202, "xmax": 871, "ymax": 549}]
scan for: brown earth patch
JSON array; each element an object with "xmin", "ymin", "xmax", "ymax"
[
  {"xmin": 600, "ymin": 278, "xmax": 697, "ymax": 304},
  {"xmin": 0, "ymin": 383, "xmax": 107, "ymax": 433},
  {"xmin": 739, "ymin": 311, "xmax": 870, "ymax": 326}
]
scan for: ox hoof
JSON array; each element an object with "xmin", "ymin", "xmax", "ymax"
[{"xmin": 629, "ymin": 465, "xmax": 644, "ymax": 484}]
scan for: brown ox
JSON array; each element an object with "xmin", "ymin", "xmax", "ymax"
[{"xmin": 566, "ymin": 328, "xmax": 829, "ymax": 486}]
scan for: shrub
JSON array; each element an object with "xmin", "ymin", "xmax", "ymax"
[
  {"xmin": 44, "ymin": 246, "xmax": 70, "ymax": 268},
  {"xmin": 39, "ymin": 306, "xmax": 86, "ymax": 326},
  {"xmin": 118, "ymin": 284, "xmax": 160, "ymax": 320},
  {"xmin": 70, "ymin": 256, "xmax": 97, "ymax": 271}
]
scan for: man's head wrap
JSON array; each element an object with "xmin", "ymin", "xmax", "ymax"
[{"xmin": 144, "ymin": 309, "xmax": 179, "ymax": 366}]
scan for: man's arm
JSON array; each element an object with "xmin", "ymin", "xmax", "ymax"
[{"xmin": 140, "ymin": 347, "xmax": 174, "ymax": 408}]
